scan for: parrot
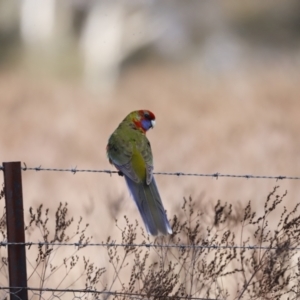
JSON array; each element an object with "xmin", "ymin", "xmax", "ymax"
[{"xmin": 106, "ymin": 110, "xmax": 172, "ymax": 236}]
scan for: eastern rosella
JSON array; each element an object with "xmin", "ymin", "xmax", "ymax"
[{"xmin": 106, "ymin": 110, "xmax": 172, "ymax": 236}]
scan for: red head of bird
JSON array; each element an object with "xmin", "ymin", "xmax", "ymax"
[{"xmin": 125, "ymin": 110, "xmax": 156, "ymax": 133}]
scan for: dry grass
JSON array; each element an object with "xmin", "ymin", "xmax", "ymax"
[{"xmin": 1, "ymin": 185, "xmax": 300, "ymax": 299}]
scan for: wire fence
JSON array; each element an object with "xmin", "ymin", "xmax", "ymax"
[
  {"xmin": 0, "ymin": 241, "xmax": 299, "ymax": 251},
  {"xmin": 1, "ymin": 162, "xmax": 300, "ymax": 300},
  {"xmin": 1, "ymin": 163, "xmax": 300, "ymax": 180},
  {"xmin": 0, "ymin": 287, "xmax": 217, "ymax": 300}
]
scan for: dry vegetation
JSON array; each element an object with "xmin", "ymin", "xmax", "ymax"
[{"xmin": 1, "ymin": 184, "xmax": 300, "ymax": 299}]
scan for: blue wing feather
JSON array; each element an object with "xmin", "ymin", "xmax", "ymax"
[{"xmin": 124, "ymin": 176, "xmax": 172, "ymax": 236}]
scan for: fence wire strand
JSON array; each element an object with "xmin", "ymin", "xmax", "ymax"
[
  {"xmin": 0, "ymin": 241, "xmax": 299, "ymax": 251},
  {"xmin": 0, "ymin": 163, "xmax": 299, "ymax": 180},
  {"xmin": 0, "ymin": 286, "xmax": 217, "ymax": 300}
]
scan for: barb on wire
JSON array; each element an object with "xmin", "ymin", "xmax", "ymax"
[
  {"xmin": 0, "ymin": 241, "xmax": 299, "ymax": 251},
  {"xmin": 0, "ymin": 163, "xmax": 299, "ymax": 180},
  {"xmin": 0, "ymin": 286, "xmax": 217, "ymax": 300}
]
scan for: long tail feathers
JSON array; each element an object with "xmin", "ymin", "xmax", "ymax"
[{"xmin": 124, "ymin": 177, "xmax": 172, "ymax": 236}]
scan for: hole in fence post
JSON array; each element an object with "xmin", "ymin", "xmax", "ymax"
[{"xmin": 3, "ymin": 162, "xmax": 28, "ymax": 300}]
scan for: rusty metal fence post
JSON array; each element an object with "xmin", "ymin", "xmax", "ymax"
[{"xmin": 3, "ymin": 162, "xmax": 28, "ymax": 300}]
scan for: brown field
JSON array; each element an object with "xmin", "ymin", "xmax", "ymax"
[{"xmin": 1, "ymin": 58, "xmax": 300, "ymax": 298}]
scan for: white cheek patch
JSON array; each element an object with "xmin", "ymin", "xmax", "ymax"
[{"xmin": 151, "ymin": 120, "xmax": 156, "ymax": 128}]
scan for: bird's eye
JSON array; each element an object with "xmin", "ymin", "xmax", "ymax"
[{"xmin": 144, "ymin": 112, "xmax": 150, "ymax": 119}]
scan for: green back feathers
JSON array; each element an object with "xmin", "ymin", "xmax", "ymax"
[{"xmin": 107, "ymin": 113, "xmax": 153, "ymax": 184}]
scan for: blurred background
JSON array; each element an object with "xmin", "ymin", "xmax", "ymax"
[{"xmin": 1, "ymin": 0, "xmax": 300, "ymax": 295}]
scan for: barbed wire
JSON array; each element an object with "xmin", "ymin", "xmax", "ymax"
[
  {"xmin": 0, "ymin": 241, "xmax": 298, "ymax": 251},
  {"xmin": 0, "ymin": 163, "xmax": 299, "ymax": 180},
  {"xmin": 0, "ymin": 286, "xmax": 217, "ymax": 300},
  {"xmin": 0, "ymin": 163, "xmax": 297, "ymax": 300}
]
